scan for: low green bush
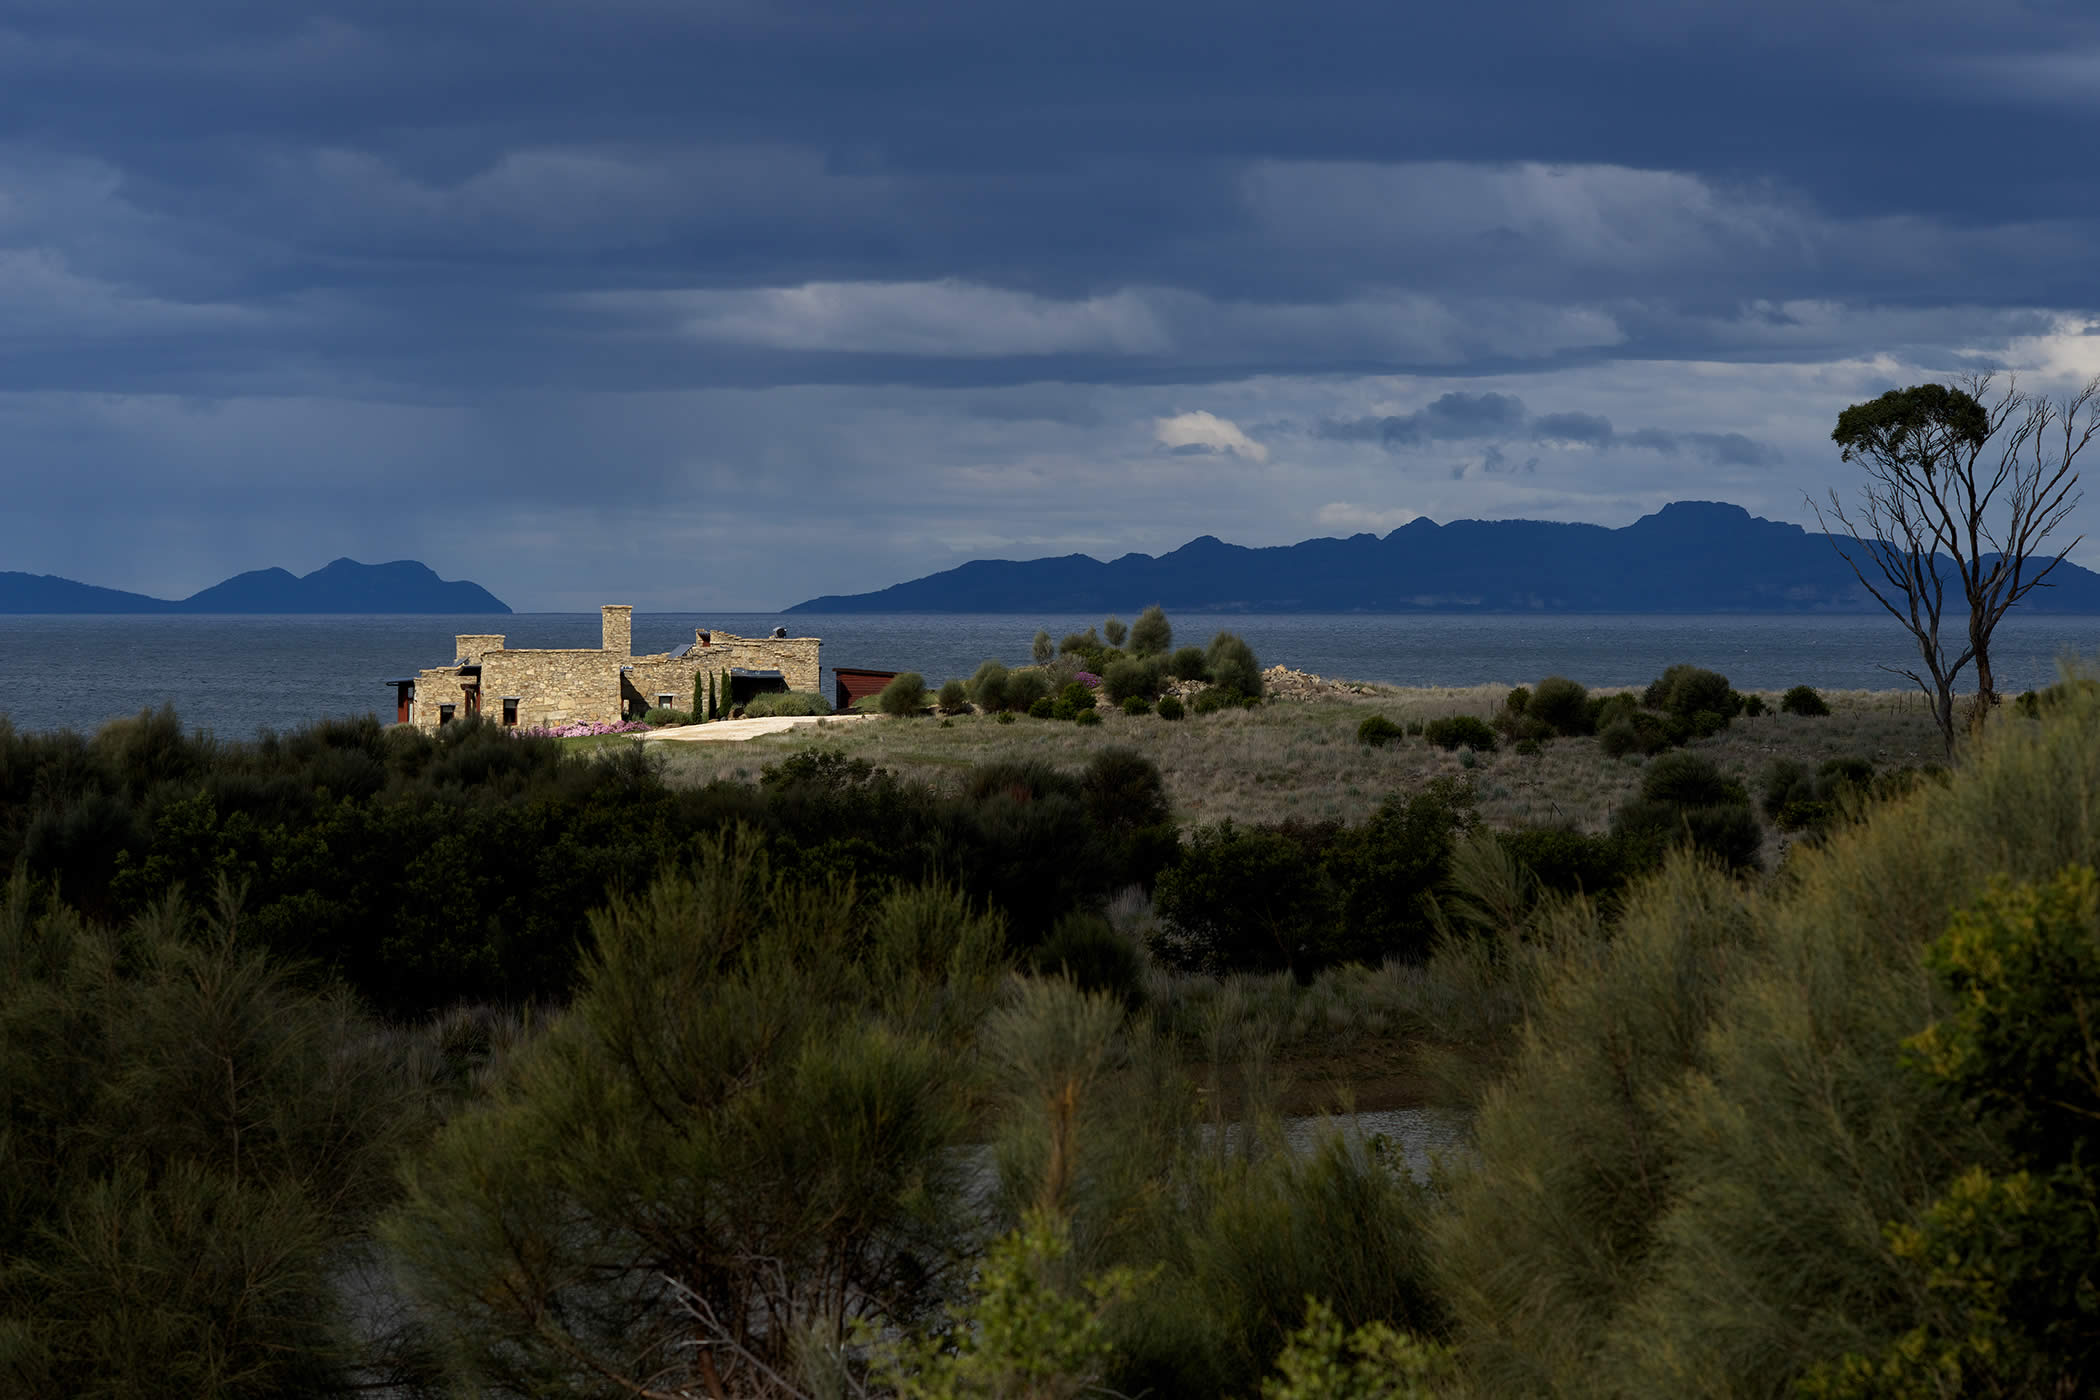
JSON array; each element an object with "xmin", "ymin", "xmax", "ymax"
[
  {"xmin": 1168, "ymin": 646, "xmax": 1210, "ymax": 683},
  {"xmin": 936, "ymin": 678, "xmax": 970, "ymax": 713},
  {"xmin": 643, "ymin": 707, "xmax": 693, "ymax": 726},
  {"xmin": 1358, "ymin": 714, "xmax": 1404, "ymax": 748},
  {"xmin": 1781, "ymin": 684, "xmax": 1831, "ymax": 717},
  {"xmin": 877, "ymin": 672, "xmax": 928, "ymax": 716},
  {"xmin": 740, "ymin": 690, "xmax": 832, "ymax": 718},
  {"xmin": 1207, "ymin": 632, "xmax": 1264, "ymax": 699},
  {"xmin": 1156, "ymin": 695, "xmax": 1185, "ymax": 721},
  {"xmin": 969, "ymin": 659, "xmax": 1011, "ymax": 712},
  {"xmin": 1646, "ymin": 664, "xmax": 1739, "ymax": 721},
  {"xmin": 1423, "ymin": 715, "xmax": 1498, "ymax": 752},
  {"xmin": 1030, "ymin": 911, "xmax": 1146, "ymax": 1010},
  {"xmin": 1121, "ymin": 696, "xmax": 1151, "ymax": 717},
  {"xmin": 1506, "ymin": 686, "xmax": 1532, "ymax": 716},
  {"xmin": 995, "ymin": 710, "xmax": 1017, "ymax": 725},
  {"xmin": 1060, "ymin": 681, "xmax": 1097, "ymax": 712},
  {"xmin": 1740, "ymin": 692, "xmax": 1768, "ymax": 717},
  {"xmin": 1514, "ymin": 737, "xmax": 1541, "ymax": 757},
  {"xmin": 1103, "ymin": 655, "xmax": 1163, "ymax": 703},
  {"xmin": 1610, "ymin": 753, "xmax": 1761, "ymax": 873},
  {"xmin": 1004, "ymin": 667, "xmax": 1052, "ymax": 715},
  {"xmin": 1073, "ymin": 709, "xmax": 1102, "ymax": 728},
  {"xmin": 1028, "ymin": 696, "xmax": 1056, "ymax": 720},
  {"xmin": 1499, "ymin": 825, "xmax": 1630, "ymax": 899},
  {"xmin": 1529, "ymin": 675, "xmax": 1591, "ymax": 735}
]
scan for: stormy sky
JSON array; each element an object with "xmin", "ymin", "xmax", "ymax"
[{"xmin": 5, "ymin": 0, "xmax": 2100, "ymax": 610}]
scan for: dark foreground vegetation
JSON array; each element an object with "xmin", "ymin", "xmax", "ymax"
[{"xmin": 4, "ymin": 678, "xmax": 2099, "ymax": 1396}]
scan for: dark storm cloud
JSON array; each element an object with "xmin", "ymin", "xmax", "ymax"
[
  {"xmin": 1317, "ymin": 397, "xmax": 1784, "ymax": 468},
  {"xmin": 1, "ymin": 0, "xmax": 2096, "ymax": 603}
]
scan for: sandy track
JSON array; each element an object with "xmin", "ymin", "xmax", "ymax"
[{"xmin": 637, "ymin": 712, "xmax": 878, "ymax": 743}]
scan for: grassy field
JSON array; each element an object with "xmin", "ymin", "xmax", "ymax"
[{"xmin": 649, "ymin": 683, "xmax": 1950, "ymax": 839}]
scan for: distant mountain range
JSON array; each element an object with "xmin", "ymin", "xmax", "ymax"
[
  {"xmin": 788, "ymin": 501, "xmax": 2100, "ymax": 614},
  {"xmin": 0, "ymin": 558, "xmax": 511, "ymax": 614}
]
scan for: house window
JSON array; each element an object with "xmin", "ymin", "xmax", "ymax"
[
  {"xmin": 438, "ymin": 703, "xmax": 456, "ymax": 726},
  {"xmin": 502, "ymin": 698, "xmax": 519, "ymax": 727},
  {"xmin": 657, "ymin": 693, "xmax": 674, "ymax": 710}
]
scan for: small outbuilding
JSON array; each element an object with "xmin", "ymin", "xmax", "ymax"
[{"xmin": 832, "ymin": 667, "xmax": 899, "ymax": 713}]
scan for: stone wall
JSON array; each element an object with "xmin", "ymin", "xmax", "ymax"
[
  {"xmin": 479, "ymin": 650, "xmax": 622, "ymax": 730},
  {"xmin": 625, "ymin": 632, "xmax": 823, "ymax": 711}
]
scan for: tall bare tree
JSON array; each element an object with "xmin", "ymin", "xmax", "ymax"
[{"xmin": 1815, "ymin": 372, "xmax": 2098, "ymax": 756}]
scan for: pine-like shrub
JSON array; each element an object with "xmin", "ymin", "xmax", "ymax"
[
  {"xmin": 1168, "ymin": 646, "xmax": 1210, "ymax": 682},
  {"xmin": 1128, "ymin": 605, "xmax": 1173, "ymax": 658},
  {"xmin": 1358, "ymin": 714, "xmax": 1404, "ymax": 748},
  {"xmin": 1423, "ymin": 715, "xmax": 1498, "ymax": 752},
  {"xmin": 1207, "ymin": 632, "xmax": 1263, "ymax": 699},
  {"xmin": 877, "ymin": 672, "xmax": 928, "ymax": 716},
  {"xmin": 1781, "ymin": 684, "xmax": 1831, "ymax": 717}
]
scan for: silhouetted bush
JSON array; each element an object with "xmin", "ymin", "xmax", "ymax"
[
  {"xmin": 1611, "ymin": 753, "xmax": 1762, "ymax": 873},
  {"xmin": 1319, "ymin": 778, "xmax": 1476, "ymax": 965},
  {"xmin": 1358, "ymin": 714, "xmax": 1404, "ymax": 747},
  {"xmin": 1103, "ymin": 655, "xmax": 1164, "ymax": 703},
  {"xmin": 1031, "ymin": 911, "xmax": 1146, "ymax": 1010},
  {"xmin": 936, "ymin": 678, "xmax": 971, "ymax": 713},
  {"xmin": 1029, "ymin": 696, "xmax": 1056, "ymax": 719},
  {"xmin": 1781, "ymin": 684, "xmax": 1831, "ymax": 717},
  {"xmin": 1153, "ymin": 821, "xmax": 1332, "ymax": 975},
  {"xmin": 1122, "ymin": 695, "xmax": 1151, "ymax": 716},
  {"xmin": 1645, "ymin": 664, "xmax": 1738, "ymax": 721},
  {"xmin": 1168, "ymin": 645, "xmax": 1210, "ymax": 682},
  {"xmin": 1505, "ymin": 686, "xmax": 1532, "ymax": 716},
  {"xmin": 969, "ymin": 659, "xmax": 1011, "ymax": 712},
  {"xmin": 1499, "ymin": 825, "xmax": 1630, "ymax": 900},
  {"xmin": 1423, "ymin": 715, "xmax": 1498, "ymax": 751},
  {"xmin": 1206, "ymin": 632, "xmax": 1263, "ymax": 699},
  {"xmin": 1740, "ymin": 692, "xmax": 1768, "ymax": 717},
  {"xmin": 1156, "ymin": 695, "xmax": 1185, "ymax": 721},
  {"xmin": 1074, "ymin": 708, "xmax": 1102, "ymax": 728},
  {"xmin": 1529, "ymin": 676, "xmax": 1591, "ymax": 735},
  {"xmin": 1005, "ymin": 667, "xmax": 1052, "ymax": 715},
  {"xmin": 1128, "ymin": 604, "xmax": 1173, "ymax": 657}
]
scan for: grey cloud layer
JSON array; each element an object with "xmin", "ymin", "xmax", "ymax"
[{"xmin": 1, "ymin": 0, "xmax": 2097, "ymax": 604}]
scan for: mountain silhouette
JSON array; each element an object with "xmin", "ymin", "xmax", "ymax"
[
  {"xmin": 787, "ymin": 501, "xmax": 2100, "ymax": 614},
  {"xmin": 0, "ymin": 559, "xmax": 511, "ymax": 614}
]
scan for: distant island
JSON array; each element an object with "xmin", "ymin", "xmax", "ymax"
[
  {"xmin": 0, "ymin": 558, "xmax": 511, "ymax": 614},
  {"xmin": 788, "ymin": 501, "xmax": 2100, "ymax": 614}
]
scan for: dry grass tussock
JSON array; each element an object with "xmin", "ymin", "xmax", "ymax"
[{"xmin": 651, "ymin": 681, "xmax": 1948, "ymax": 835}]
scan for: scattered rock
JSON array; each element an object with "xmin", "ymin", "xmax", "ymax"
[{"xmin": 1260, "ymin": 665, "xmax": 1385, "ymax": 701}]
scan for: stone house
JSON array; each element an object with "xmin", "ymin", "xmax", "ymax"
[{"xmin": 390, "ymin": 605, "xmax": 821, "ymax": 732}]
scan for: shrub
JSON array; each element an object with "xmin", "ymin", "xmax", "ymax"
[
  {"xmin": 1358, "ymin": 714, "xmax": 1404, "ymax": 748},
  {"xmin": 877, "ymin": 672, "xmax": 928, "ymax": 716},
  {"xmin": 1102, "ymin": 616, "xmax": 1128, "ymax": 648},
  {"xmin": 1645, "ymin": 664, "xmax": 1738, "ymax": 721},
  {"xmin": 1128, "ymin": 605, "xmax": 1172, "ymax": 658},
  {"xmin": 1032, "ymin": 629, "xmax": 1054, "ymax": 664},
  {"xmin": 1499, "ymin": 825, "xmax": 1628, "ymax": 900},
  {"xmin": 1122, "ymin": 696, "xmax": 1151, "ymax": 717},
  {"xmin": 643, "ymin": 707, "xmax": 693, "ymax": 726},
  {"xmin": 1514, "ymin": 737, "xmax": 1541, "ymax": 757},
  {"xmin": 1168, "ymin": 646, "xmax": 1210, "ymax": 682},
  {"xmin": 1154, "ymin": 821, "xmax": 1332, "ymax": 974},
  {"xmin": 1059, "ymin": 628, "xmax": 1103, "ymax": 659},
  {"xmin": 936, "ymin": 678, "xmax": 970, "ymax": 714},
  {"xmin": 740, "ymin": 690, "xmax": 832, "ymax": 718},
  {"xmin": 1207, "ymin": 632, "xmax": 1264, "ymax": 699},
  {"xmin": 1102, "ymin": 655, "xmax": 1163, "ymax": 704},
  {"xmin": 1422, "ymin": 715, "xmax": 1498, "ymax": 752},
  {"xmin": 1506, "ymin": 686, "xmax": 1532, "ymax": 716},
  {"xmin": 1073, "ymin": 708, "xmax": 1102, "ymax": 728},
  {"xmin": 1028, "ymin": 696, "xmax": 1056, "ymax": 720},
  {"xmin": 1639, "ymin": 752, "xmax": 1749, "ymax": 809},
  {"xmin": 1059, "ymin": 681, "xmax": 1097, "ymax": 713},
  {"xmin": 1005, "ymin": 667, "xmax": 1052, "ymax": 715},
  {"xmin": 970, "ymin": 659, "xmax": 1011, "ymax": 712},
  {"xmin": 1529, "ymin": 676, "xmax": 1591, "ymax": 735},
  {"xmin": 996, "ymin": 711, "xmax": 1016, "ymax": 725},
  {"xmin": 1321, "ymin": 778, "xmax": 1476, "ymax": 965},
  {"xmin": 1156, "ymin": 695, "xmax": 1185, "ymax": 721},
  {"xmin": 1031, "ymin": 911, "xmax": 1146, "ymax": 1010},
  {"xmin": 1191, "ymin": 686, "xmax": 1238, "ymax": 715},
  {"xmin": 1781, "ymin": 684, "xmax": 1831, "ymax": 717},
  {"xmin": 1740, "ymin": 692, "xmax": 1768, "ymax": 717}
]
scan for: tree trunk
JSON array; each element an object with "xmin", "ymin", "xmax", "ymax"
[{"xmin": 1972, "ymin": 641, "xmax": 1998, "ymax": 737}]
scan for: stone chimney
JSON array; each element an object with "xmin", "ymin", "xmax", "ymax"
[{"xmin": 601, "ymin": 605, "xmax": 633, "ymax": 657}]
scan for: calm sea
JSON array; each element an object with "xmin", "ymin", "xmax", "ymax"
[{"xmin": 4, "ymin": 611, "xmax": 2097, "ymax": 739}]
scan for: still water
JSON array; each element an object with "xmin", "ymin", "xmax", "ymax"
[{"xmin": 3, "ymin": 610, "xmax": 2096, "ymax": 738}]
